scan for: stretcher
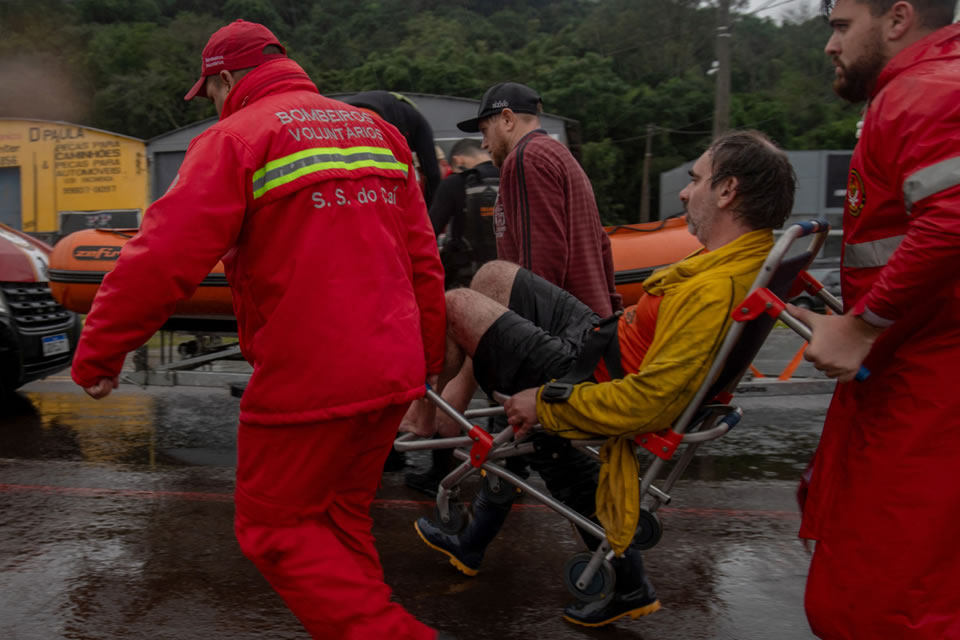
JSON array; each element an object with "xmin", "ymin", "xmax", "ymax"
[{"xmin": 395, "ymin": 219, "xmax": 838, "ymax": 602}]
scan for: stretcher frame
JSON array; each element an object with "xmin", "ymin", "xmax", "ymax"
[{"xmin": 396, "ymin": 219, "xmax": 835, "ymax": 600}]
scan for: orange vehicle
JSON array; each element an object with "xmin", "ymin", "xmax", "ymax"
[
  {"xmin": 48, "ymin": 217, "xmax": 699, "ymax": 328},
  {"xmin": 48, "ymin": 228, "xmax": 234, "ymax": 332},
  {"xmin": 607, "ymin": 216, "xmax": 701, "ymax": 306}
]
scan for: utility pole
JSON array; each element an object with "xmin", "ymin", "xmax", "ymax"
[
  {"xmin": 640, "ymin": 124, "xmax": 654, "ymax": 223},
  {"xmin": 713, "ymin": 0, "xmax": 732, "ymax": 138}
]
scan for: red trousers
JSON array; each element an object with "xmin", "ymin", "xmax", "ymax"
[{"xmin": 235, "ymin": 404, "xmax": 435, "ymax": 640}]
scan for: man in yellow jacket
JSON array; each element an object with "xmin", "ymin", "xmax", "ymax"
[{"xmin": 408, "ymin": 129, "xmax": 796, "ymax": 627}]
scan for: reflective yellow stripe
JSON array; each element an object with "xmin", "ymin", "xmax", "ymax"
[{"xmin": 252, "ymin": 146, "xmax": 408, "ymax": 199}]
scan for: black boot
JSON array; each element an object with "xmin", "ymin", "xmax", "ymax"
[
  {"xmin": 382, "ymin": 447, "xmax": 407, "ymax": 472},
  {"xmin": 405, "ymin": 447, "xmax": 455, "ymax": 497},
  {"xmin": 563, "ymin": 547, "xmax": 660, "ymax": 627},
  {"xmin": 414, "ymin": 480, "xmax": 514, "ymax": 576}
]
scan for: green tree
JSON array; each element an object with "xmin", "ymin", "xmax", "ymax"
[
  {"xmin": 0, "ymin": 0, "xmax": 862, "ymax": 221},
  {"xmin": 581, "ymin": 139, "xmax": 628, "ymax": 223},
  {"xmin": 75, "ymin": 0, "xmax": 163, "ymax": 24},
  {"xmin": 220, "ymin": 0, "xmax": 284, "ymax": 34}
]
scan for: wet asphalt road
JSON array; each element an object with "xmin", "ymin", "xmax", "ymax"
[{"xmin": 0, "ymin": 329, "xmax": 827, "ymax": 640}]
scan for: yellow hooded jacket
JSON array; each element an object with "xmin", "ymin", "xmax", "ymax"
[{"xmin": 536, "ymin": 228, "xmax": 774, "ymax": 553}]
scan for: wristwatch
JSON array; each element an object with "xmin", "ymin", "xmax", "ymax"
[{"xmin": 541, "ymin": 381, "xmax": 574, "ymax": 403}]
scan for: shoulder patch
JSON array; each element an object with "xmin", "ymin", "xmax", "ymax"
[{"xmin": 846, "ymin": 168, "xmax": 866, "ymax": 218}]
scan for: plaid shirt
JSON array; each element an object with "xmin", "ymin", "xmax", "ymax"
[{"xmin": 495, "ymin": 130, "xmax": 621, "ymax": 316}]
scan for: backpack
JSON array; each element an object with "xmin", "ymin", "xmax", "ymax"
[{"xmin": 462, "ymin": 169, "xmax": 500, "ymax": 266}]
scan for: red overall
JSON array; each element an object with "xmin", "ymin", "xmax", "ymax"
[
  {"xmin": 72, "ymin": 59, "xmax": 445, "ymax": 639},
  {"xmin": 236, "ymin": 407, "xmax": 430, "ymax": 639},
  {"xmin": 801, "ymin": 24, "xmax": 960, "ymax": 640}
]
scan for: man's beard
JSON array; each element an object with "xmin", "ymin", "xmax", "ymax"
[
  {"xmin": 685, "ymin": 207, "xmax": 711, "ymax": 243},
  {"xmin": 833, "ymin": 33, "xmax": 886, "ymax": 103},
  {"xmin": 490, "ymin": 145, "xmax": 507, "ymax": 168}
]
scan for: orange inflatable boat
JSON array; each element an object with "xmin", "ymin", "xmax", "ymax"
[
  {"xmin": 48, "ymin": 229, "xmax": 234, "ymax": 327},
  {"xmin": 48, "ymin": 217, "xmax": 699, "ymax": 328},
  {"xmin": 607, "ymin": 216, "xmax": 702, "ymax": 306}
]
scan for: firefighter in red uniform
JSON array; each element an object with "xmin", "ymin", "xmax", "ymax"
[
  {"xmin": 71, "ymin": 20, "xmax": 451, "ymax": 640},
  {"xmin": 790, "ymin": 0, "xmax": 960, "ymax": 637}
]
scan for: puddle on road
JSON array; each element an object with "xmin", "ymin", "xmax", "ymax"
[
  {"xmin": 0, "ymin": 458, "xmax": 303, "ymax": 640},
  {"xmin": 0, "ymin": 389, "xmax": 239, "ymax": 468},
  {"xmin": 2, "ymin": 385, "xmax": 822, "ymax": 480},
  {"xmin": 0, "ymin": 391, "xmax": 158, "ymax": 465}
]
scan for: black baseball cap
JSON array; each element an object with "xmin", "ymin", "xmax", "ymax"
[{"xmin": 456, "ymin": 82, "xmax": 543, "ymax": 133}]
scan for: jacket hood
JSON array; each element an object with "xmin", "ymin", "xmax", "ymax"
[
  {"xmin": 220, "ymin": 58, "xmax": 319, "ymax": 120},
  {"xmin": 643, "ymin": 228, "xmax": 774, "ymax": 296},
  {"xmin": 874, "ymin": 22, "xmax": 960, "ymax": 97}
]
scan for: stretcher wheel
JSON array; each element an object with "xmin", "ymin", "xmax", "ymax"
[
  {"xmin": 434, "ymin": 502, "xmax": 467, "ymax": 535},
  {"xmin": 482, "ymin": 473, "xmax": 515, "ymax": 505},
  {"xmin": 562, "ymin": 552, "xmax": 616, "ymax": 602},
  {"xmin": 632, "ymin": 509, "xmax": 662, "ymax": 550}
]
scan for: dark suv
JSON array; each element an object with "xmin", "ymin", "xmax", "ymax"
[
  {"xmin": 0, "ymin": 226, "xmax": 82, "ymax": 396},
  {"xmin": 789, "ymin": 267, "xmax": 842, "ymax": 312}
]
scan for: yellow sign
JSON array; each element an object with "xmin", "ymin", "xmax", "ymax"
[{"xmin": 0, "ymin": 119, "xmax": 148, "ymax": 234}]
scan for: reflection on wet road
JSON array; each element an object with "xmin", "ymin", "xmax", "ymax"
[
  {"xmin": 1, "ymin": 363, "xmax": 825, "ymax": 640},
  {"xmin": 1, "ymin": 382, "xmax": 240, "ymax": 468}
]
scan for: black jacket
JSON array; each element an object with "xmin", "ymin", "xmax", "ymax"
[{"xmin": 343, "ymin": 91, "xmax": 441, "ymax": 206}]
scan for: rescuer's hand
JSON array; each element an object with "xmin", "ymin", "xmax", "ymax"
[
  {"xmin": 84, "ymin": 376, "xmax": 118, "ymax": 400},
  {"xmin": 504, "ymin": 387, "xmax": 540, "ymax": 439},
  {"xmin": 788, "ymin": 305, "xmax": 883, "ymax": 383}
]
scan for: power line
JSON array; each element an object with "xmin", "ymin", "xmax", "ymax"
[
  {"xmin": 594, "ymin": 0, "xmax": 803, "ymax": 58},
  {"xmin": 607, "ymin": 125, "xmax": 712, "ymax": 145},
  {"xmin": 656, "ymin": 125, "xmax": 715, "ymax": 135},
  {"xmin": 745, "ymin": 0, "xmax": 804, "ymax": 16},
  {"xmin": 746, "ymin": 0, "xmax": 786, "ymax": 15},
  {"xmin": 679, "ymin": 112, "xmax": 718, "ymax": 129},
  {"xmin": 606, "ymin": 113, "xmax": 788, "ymax": 145}
]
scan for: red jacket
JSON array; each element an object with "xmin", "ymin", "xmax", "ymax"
[
  {"xmin": 72, "ymin": 59, "xmax": 446, "ymax": 426},
  {"xmin": 801, "ymin": 24, "xmax": 960, "ymax": 639}
]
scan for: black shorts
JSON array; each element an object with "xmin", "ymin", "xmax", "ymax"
[{"xmin": 472, "ymin": 268, "xmax": 600, "ymax": 397}]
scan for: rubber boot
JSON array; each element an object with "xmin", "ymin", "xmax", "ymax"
[
  {"xmin": 405, "ymin": 446, "xmax": 455, "ymax": 497},
  {"xmin": 562, "ymin": 546, "xmax": 661, "ymax": 627},
  {"xmin": 382, "ymin": 447, "xmax": 407, "ymax": 472},
  {"xmin": 414, "ymin": 480, "xmax": 514, "ymax": 576}
]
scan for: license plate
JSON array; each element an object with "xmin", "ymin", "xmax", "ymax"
[{"xmin": 42, "ymin": 333, "xmax": 69, "ymax": 357}]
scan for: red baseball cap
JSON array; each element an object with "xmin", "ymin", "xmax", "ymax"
[{"xmin": 184, "ymin": 19, "xmax": 286, "ymax": 101}]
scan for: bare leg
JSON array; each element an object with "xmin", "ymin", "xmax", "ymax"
[
  {"xmin": 398, "ymin": 335, "xmax": 463, "ymax": 437},
  {"xmin": 470, "ymin": 260, "xmax": 521, "ymax": 308},
  {"xmin": 445, "ymin": 286, "xmax": 512, "ymax": 355},
  {"xmin": 431, "ymin": 284, "xmax": 518, "ymax": 435},
  {"xmin": 435, "ymin": 357, "xmax": 478, "ymax": 437},
  {"xmin": 399, "ymin": 287, "xmax": 509, "ymax": 437}
]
